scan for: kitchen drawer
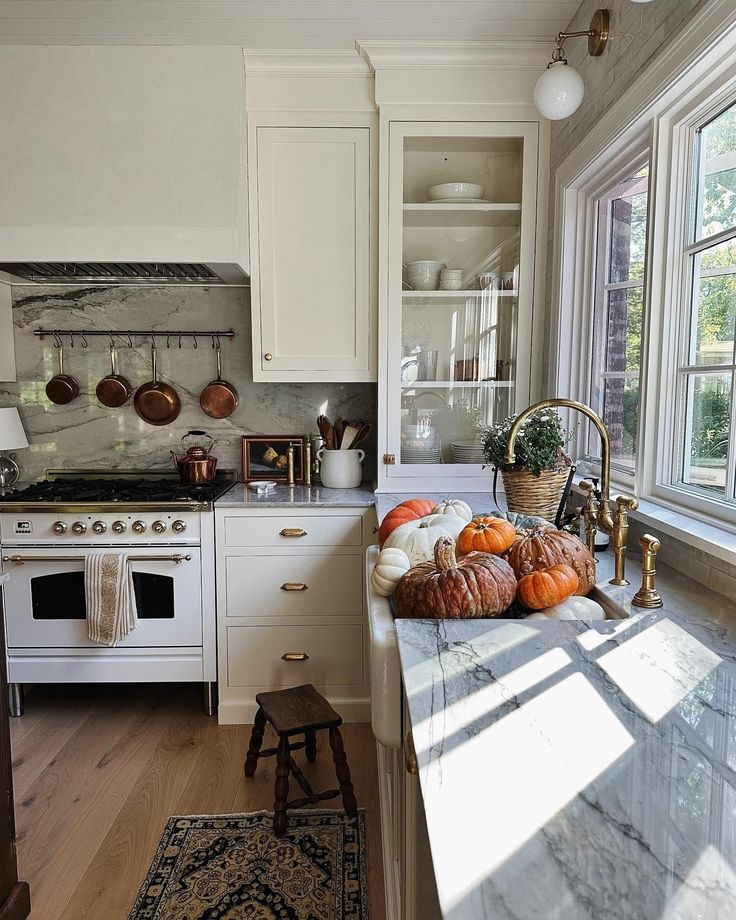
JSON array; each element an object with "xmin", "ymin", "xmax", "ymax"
[
  {"xmin": 226, "ymin": 624, "xmax": 363, "ymax": 687},
  {"xmin": 223, "ymin": 513, "xmax": 363, "ymax": 548},
  {"xmin": 225, "ymin": 554, "xmax": 362, "ymax": 618}
]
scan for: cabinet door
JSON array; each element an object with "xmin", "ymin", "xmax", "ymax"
[
  {"xmin": 379, "ymin": 120, "xmax": 541, "ymax": 491},
  {"xmin": 251, "ymin": 126, "xmax": 374, "ymax": 381}
]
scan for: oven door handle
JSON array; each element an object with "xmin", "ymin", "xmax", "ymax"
[{"xmin": 1, "ymin": 553, "xmax": 192, "ymax": 565}]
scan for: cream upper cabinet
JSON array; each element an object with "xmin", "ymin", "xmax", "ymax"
[
  {"xmin": 377, "ymin": 120, "xmax": 545, "ymax": 491},
  {"xmin": 249, "ymin": 124, "xmax": 376, "ymax": 382}
]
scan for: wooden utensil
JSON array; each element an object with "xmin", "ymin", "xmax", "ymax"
[
  {"xmin": 317, "ymin": 414, "xmax": 335, "ymax": 450},
  {"xmin": 200, "ymin": 341, "xmax": 239, "ymax": 419},
  {"xmin": 134, "ymin": 343, "xmax": 181, "ymax": 426},
  {"xmin": 334, "ymin": 418, "xmax": 345, "ymax": 448},
  {"xmin": 96, "ymin": 343, "xmax": 133, "ymax": 408},
  {"xmin": 45, "ymin": 340, "xmax": 79, "ymax": 406},
  {"xmin": 351, "ymin": 423, "xmax": 372, "ymax": 448},
  {"xmin": 340, "ymin": 425, "xmax": 360, "ymax": 450}
]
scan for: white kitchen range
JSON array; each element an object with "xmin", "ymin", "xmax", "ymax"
[{"xmin": 0, "ymin": 470, "xmax": 235, "ymax": 716}]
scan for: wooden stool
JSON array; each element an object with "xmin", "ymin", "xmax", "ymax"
[{"xmin": 244, "ymin": 683, "xmax": 358, "ymax": 837}]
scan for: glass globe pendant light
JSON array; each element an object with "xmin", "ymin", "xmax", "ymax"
[{"xmin": 534, "ymin": 9, "xmax": 610, "ymax": 121}]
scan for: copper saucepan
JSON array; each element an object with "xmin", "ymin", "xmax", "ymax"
[
  {"xmin": 96, "ymin": 343, "xmax": 133, "ymax": 408},
  {"xmin": 45, "ymin": 339, "xmax": 79, "ymax": 406},
  {"xmin": 200, "ymin": 341, "xmax": 239, "ymax": 419},
  {"xmin": 134, "ymin": 344, "xmax": 181, "ymax": 426}
]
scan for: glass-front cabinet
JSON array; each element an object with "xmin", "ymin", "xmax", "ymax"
[{"xmin": 379, "ymin": 121, "xmax": 541, "ymax": 491}]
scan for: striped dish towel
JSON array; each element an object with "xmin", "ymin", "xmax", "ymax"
[{"xmin": 85, "ymin": 553, "xmax": 138, "ymax": 646}]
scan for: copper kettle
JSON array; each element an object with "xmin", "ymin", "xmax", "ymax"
[{"xmin": 170, "ymin": 431, "xmax": 218, "ymax": 484}]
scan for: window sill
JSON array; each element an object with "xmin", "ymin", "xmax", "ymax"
[{"xmin": 570, "ymin": 478, "xmax": 736, "ymax": 568}]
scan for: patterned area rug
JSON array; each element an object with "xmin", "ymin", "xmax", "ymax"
[{"xmin": 128, "ymin": 809, "xmax": 369, "ymax": 919}]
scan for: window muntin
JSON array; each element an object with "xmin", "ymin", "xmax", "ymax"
[
  {"xmin": 675, "ymin": 99, "xmax": 736, "ymax": 503},
  {"xmin": 590, "ymin": 165, "xmax": 649, "ymax": 472}
]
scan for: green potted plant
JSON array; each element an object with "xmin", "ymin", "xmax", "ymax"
[{"xmin": 481, "ymin": 409, "xmax": 574, "ymax": 522}]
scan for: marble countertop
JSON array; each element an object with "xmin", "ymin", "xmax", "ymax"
[
  {"xmin": 215, "ymin": 482, "xmax": 376, "ymax": 508},
  {"xmin": 396, "ymin": 552, "xmax": 736, "ymax": 919}
]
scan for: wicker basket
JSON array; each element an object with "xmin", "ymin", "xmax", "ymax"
[{"xmin": 501, "ymin": 466, "xmax": 570, "ymax": 523}]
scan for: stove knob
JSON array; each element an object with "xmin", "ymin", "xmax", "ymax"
[
  {"xmin": 52, "ymin": 521, "xmax": 67, "ymax": 535},
  {"xmin": 151, "ymin": 520, "xmax": 166, "ymax": 534},
  {"xmin": 132, "ymin": 520, "xmax": 147, "ymax": 534},
  {"xmin": 71, "ymin": 522, "xmax": 87, "ymax": 535},
  {"xmin": 112, "ymin": 520, "xmax": 127, "ymax": 534},
  {"xmin": 92, "ymin": 521, "xmax": 107, "ymax": 535},
  {"xmin": 171, "ymin": 520, "xmax": 187, "ymax": 534}
]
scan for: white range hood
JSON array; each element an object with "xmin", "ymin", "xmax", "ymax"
[{"xmin": 0, "ymin": 45, "xmax": 249, "ymax": 283}]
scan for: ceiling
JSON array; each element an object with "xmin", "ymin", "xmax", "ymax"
[{"xmin": 0, "ymin": 1, "xmax": 580, "ymax": 50}]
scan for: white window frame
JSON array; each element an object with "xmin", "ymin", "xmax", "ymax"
[
  {"xmin": 588, "ymin": 161, "xmax": 650, "ymax": 474},
  {"xmin": 551, "ymin": 2, "xmax": 736, "ymax": 537}
]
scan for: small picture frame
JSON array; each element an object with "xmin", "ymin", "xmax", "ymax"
[{"xmin": 242, "ymin": 435, "xmax": 307, "ymax": 484}]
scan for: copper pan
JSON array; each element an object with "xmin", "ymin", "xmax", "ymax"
[
  {"xmin": 200, "ymin": 341, "xmax": 239, "ymax": 419},
  {"xmin": 96, "ymin": 343, "xmax": 133, "ymax": 408},
  {"xmin": 134, "ymin": 344, "xmax": 180, "ymax": 426},
  {"xmin": 45, "ymin": 340, "xmax": 79, "ymax": 406}
]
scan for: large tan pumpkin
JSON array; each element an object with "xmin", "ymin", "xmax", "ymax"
[
  {"xmin": 504, "ymin": 526, "xmax": 596, "ymax": 596},
  {"xmin": 393, "ymin": 536, "xmax": 517, "ymax": 619}
]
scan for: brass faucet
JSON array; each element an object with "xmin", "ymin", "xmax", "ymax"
[{"xmin": 503, "ymin": 398, "xmax": 638, "ymax": 586}]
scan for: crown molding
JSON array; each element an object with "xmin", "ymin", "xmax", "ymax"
[
  {"xmin": 243, "ymin": 49, "xmax": 371, "ymax": 76},
  {"xmin": 356, "ymin": 40, "xmax": 550, "ymax": 72}
]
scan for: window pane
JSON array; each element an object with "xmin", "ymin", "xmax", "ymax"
[
  {"xmin": 605, "ymin": 287, "xmax": 643, "ymax": 372},
  {"xmin": 698, "ymin": 101, "xmax": 736, "ymax": 239},
  {"xmin": 602, "ymin": 378, "xmax": 639, "ymax": 468},
  {"xmin": 609, "ymin": 177, "xmax": 648, "ymax": 283},
  {"xmin": 682, "ymin": 373, "xmax": 731, "ymax": 494},
  {"xmin": 690, "ymin": 238, "xmax": 736, "ymax": 366}
]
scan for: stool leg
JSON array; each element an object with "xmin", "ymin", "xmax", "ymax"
[
  {"xmin": 273, "ymin": 736, "xmax": 291, "ymax": 838},
  {"xmin": 244, "ymin": 707, "xmax": 267, "ymax": 778},
  {"xmin": 329, "ymin": 726, "xmax": 358, "ymax": 817},
  {"xmin": 305, "ymin": 729, "xmax": 317, "ymax": 762}
]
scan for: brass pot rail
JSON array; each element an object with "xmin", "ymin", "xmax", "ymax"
[
  {"xmin": 34, "ymin": 329, "xmax": 235, "ymax": 348},
  {"xmin": 2, "ymin": 554, "xmax": 192, "ymax": 565}
]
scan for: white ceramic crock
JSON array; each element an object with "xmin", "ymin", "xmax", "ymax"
[{"xmin": 317, "ymin": 447, "xmax": 365, "ymax": 489}]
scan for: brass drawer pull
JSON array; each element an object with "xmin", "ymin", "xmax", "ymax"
[
  {"xmin": 279, "ymin": 528, "xmax": 308, "ymax": 538},
  {"xmin": 282, "ymin": 652, "xmax": 310, "ymax": 662},
  {"xmin": 281, "ymin": 582, "xmax": 309, "ymax": 592}
]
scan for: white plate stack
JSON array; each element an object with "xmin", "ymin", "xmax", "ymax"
[
  {"xmin": 451, "ymin": 440, "xmax": 485, "ymax": 464},
  {"xmin": 401, "ymin": 436, "xmax": 442, "ymax": 464}
]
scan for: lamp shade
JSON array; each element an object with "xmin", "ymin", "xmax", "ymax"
[
  {"xmin": 0, "ymin": 408, "xmax": 29, "ymax": 450},
  {"xmin": 534, "ymin": 61, "xmax": 585, "ymax": 120}
]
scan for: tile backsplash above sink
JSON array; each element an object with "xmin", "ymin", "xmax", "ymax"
[{"xmin": 3, "ymin": 284, "xmax": 377, "ymax": 482}]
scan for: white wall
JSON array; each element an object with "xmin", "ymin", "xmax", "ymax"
[{"xmin": 0, "ymin": 45, "xmax": 247, "ymax": 265}]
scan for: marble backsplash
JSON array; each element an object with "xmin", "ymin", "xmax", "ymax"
[{"xmin": 1, "ymin": 284, "xmax": 377, "ymax": 483}]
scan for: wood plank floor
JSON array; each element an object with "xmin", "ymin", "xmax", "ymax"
[{"xmin": 9, "ymin": 683, "xmax": 386, "ymax": 920}]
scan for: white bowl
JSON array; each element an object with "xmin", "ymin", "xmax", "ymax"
[
  {"xmin": 428, "ymin": 182, "xmax": 484, "ymax": 201},
  {"xmin": 440, "ymin": 269, "xmax": 464, "ymax": 291},
  {"xmin": 405, "ymin": 260, "xmax": 446, "ymax": 273}
]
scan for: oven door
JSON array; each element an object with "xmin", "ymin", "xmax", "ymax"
[{"xmin": 1, "ymin": 549, "xmax": 202, "ymax": 648}]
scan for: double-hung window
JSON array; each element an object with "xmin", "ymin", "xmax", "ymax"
[
  {"xmin": 589, "ymin": 164, "xmax": 649, "ymax": 472},
  {"xmin": 676, "ymin": 100, "xmax": 736, "ymax": 501}
]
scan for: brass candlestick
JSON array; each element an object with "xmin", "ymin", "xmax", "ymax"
[
  {"xmin": 286, "ymin": 444, "xmax": 295, "ymax": 487},
  {"xmin": 632, "ymin": 533, "xmax": 663, "ymax": 609},
  {"xmin": 305, "ymin": 439, "xmax": 312, "ymax": 487}
]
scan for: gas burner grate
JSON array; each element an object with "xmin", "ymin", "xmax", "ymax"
[{"xmin": 1, "ymin": 474, "xmax": 234, "ymax": 504}]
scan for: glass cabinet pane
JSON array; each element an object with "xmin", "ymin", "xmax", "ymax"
[{"xmin": 398, "ymin": 133, "xmax": 524, "ymax": 468}]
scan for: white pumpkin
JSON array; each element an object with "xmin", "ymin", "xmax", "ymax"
[
  {"xmin": 384, "ymin": 513, "xmax": 465, "ymax": 565},
  {"xmin": 431, "ymin": 499, "xmax": 473, "ymax": 523},
  {"xmin": 525, "ymin": 596, "xmax": 606, "ymax": 621},
  {"xmin": 371, "ymin": 547, "xmax": 411, "ymax": 597}
]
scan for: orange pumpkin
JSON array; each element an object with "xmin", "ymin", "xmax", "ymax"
[
  {"xmin": 378, "ymin": 498, "xmax": 437, "ymax": 546},
  {"xmin": 457, "ymin": 517, "xmax": 516, "ymax": 556},
  {"xmin": 517, "ymin": 564, "xmax": 579, "ymax": 610},
  {"xmin": 505, "ymin": 526, "xmax": 596, "ymax": 596}
]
